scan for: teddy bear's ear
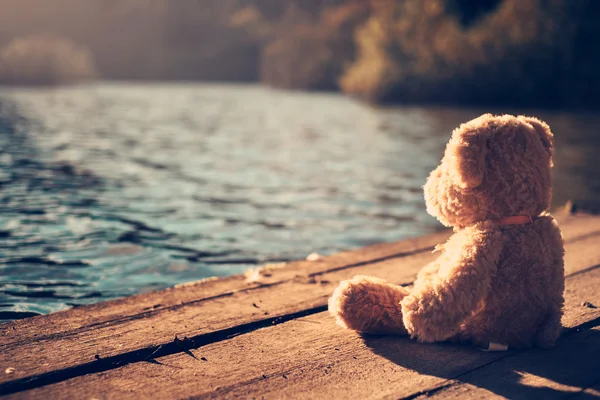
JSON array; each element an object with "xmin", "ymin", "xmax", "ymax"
[
  {"xmin": 446, "ymin": 126, "xmax": 489, "ymax": 189},
  {"xmin": 518, "ymin": 116, "xmax": 554, "ymax": 163}
]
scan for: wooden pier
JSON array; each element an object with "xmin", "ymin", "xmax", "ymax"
[{"xmin": 1, "ymin": 206, "xmax": 600, "ymax": 399}]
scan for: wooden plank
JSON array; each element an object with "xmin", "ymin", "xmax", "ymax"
[
  {"xmin": 7, "ymin": 232, "xmax": 600, "ymax": 399},
  {"xmin": 2, "ymin": 209, "xmax": 594, "ymax": 348},
  {"xmin": 1, "ymin": 212, "xmax": 597, "ymax": 390},
  {"xmin": 0, "ymin": 240, "xmax": 447, "ymax": 388},
  {"xmin": 419, "ymin": 327, "xmax": 600, "ymax": 400},
  {"xmin": 0, "ymin": 212, "xmax": 596, "ymax": 385},
  {"xmin": 0, "ymin": 231, "xmax": 451, "ymax": 384},
  {"xmin": 0, "ymin": 229, "xmax": 451, "ymax": 346}
]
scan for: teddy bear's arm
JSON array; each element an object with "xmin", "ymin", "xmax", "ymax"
[
  {"xmin": 400, "ymin": 230, "xmax": 504, "ymax": 343},
  {"xmin": 413, "ymin": 260, "xmax": 441, "ymax": 287}
]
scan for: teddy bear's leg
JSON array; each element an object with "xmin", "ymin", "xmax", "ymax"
[
  {"xmin": 400, "ymin": 229, "xmax": 504, "ymax": 343},
  {"xmin": 328, "ymin": 275, "xmax": 409, "ymax": 335}
]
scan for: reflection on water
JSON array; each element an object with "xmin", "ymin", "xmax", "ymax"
[{"xmin": 0, "ymin": 84, "xmax": 598, "ymax": 321}]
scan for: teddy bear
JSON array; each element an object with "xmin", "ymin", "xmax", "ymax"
[{"xmin": 328, "ymin": 114, "xmax": 565, "ymax": 349}]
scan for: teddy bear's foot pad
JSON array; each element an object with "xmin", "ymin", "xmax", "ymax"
[{"xmin": 328, "ymin": 275, "xmax": 409, "ymax": 335}]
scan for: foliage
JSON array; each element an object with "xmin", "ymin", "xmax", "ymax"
[
  {"xmin": 1, "ymin": 0, "xmax": 600, "ymax": 106},
  {"xmin": 251, "ymin": 2, "xmax": 367, "ymax": 90},
  {"xmin": 0, "ymin": 35, "xmax": 97, "ymax": 85},
  {"xmin": 341, "ymin": 0, "xmax": 600, "ymax": 107}
]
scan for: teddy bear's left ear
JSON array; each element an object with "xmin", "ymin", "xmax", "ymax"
[{"xmin": 446, "ymin": 125, "xmax": 489, "ymax": 189}]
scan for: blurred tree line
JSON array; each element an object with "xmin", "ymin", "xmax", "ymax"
[{"xmin": 0, "ymin": 0, "xmax": 599, "ymax": 107}]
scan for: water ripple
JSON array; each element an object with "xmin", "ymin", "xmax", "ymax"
[{"xmin": 2, "ymin": 84, "xmax": 598, "ymax": 322}]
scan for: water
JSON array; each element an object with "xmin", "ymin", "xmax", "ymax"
[{"xmin": 1, "ymin": 83, "xmax": 599, "ymax": 322}]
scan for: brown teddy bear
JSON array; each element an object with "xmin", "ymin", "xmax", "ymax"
[{"xmin": 328, "ymin": 114, "xmax": 565, "ymax": 349}]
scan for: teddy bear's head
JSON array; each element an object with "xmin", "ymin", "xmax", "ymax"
[{"xmin": 423, "ymin": 114, "xmax": 555, "ymax": 228}]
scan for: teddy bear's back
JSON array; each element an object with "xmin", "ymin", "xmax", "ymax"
[{"xmin": 462, "ymin": 215, "xmax": 565, "ymax": 348}]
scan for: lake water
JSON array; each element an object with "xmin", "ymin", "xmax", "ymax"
[{"xmin": 1, "ymin": 83, "xmax": 599, "ymax": 322}]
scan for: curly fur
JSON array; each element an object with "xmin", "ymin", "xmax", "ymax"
[
  {"xmin": 328, "ymin": 114, "xmax": 565, "ymax": 349},
  {"xmin": 329, "ymin": 276, "xmax": 409, "ymax": 335}
]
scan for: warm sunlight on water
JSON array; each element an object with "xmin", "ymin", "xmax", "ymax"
[{"xmin": 1, "ymin": 83, "xmax": 599, "ymax": 321}]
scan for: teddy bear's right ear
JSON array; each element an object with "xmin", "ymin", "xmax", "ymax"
[
  {"xmin": 518, "ymin": 116, "xmax": 554, "ymax": 164},
  {"xmin": 445, "ymin": 126, "xmax": 489, "ymax": 189}
]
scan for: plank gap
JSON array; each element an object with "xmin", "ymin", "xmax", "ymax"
[
  {"xmin": 0, "ymin": 246, "xmax": 438, "ymax": 350},
  {"xmin": 0, "ymin": 305, "xmax": 327, "ymax": 396},
  {"xmin": 307, "ymin": 246, "xmax": 437, "ymax": 278},
  {"xmin": 4, "ymin": 260, "xmax": 599, "ymax": 397},
  {"xmin": 2, "ymin": 211, "xmax": 598, "ymax": 398}
]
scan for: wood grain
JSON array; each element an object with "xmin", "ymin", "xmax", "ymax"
[
  {"xmin": 1, "ymin": 212, "xmax": 597, "ymax": 390},
  {"xmin": 7, "ymin": 222, "xmax": 600, "ymax": 400},
  {"xmin": 0, "ymin": 230, "xmax": 450, "ymax": 386},
  {"xmin": 3, "ymin": 209, "xmax": 595, "ymax": 349},
  {"xmin": 0, "ymin": 229, "xmax": 451, "ymax": 344}
]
